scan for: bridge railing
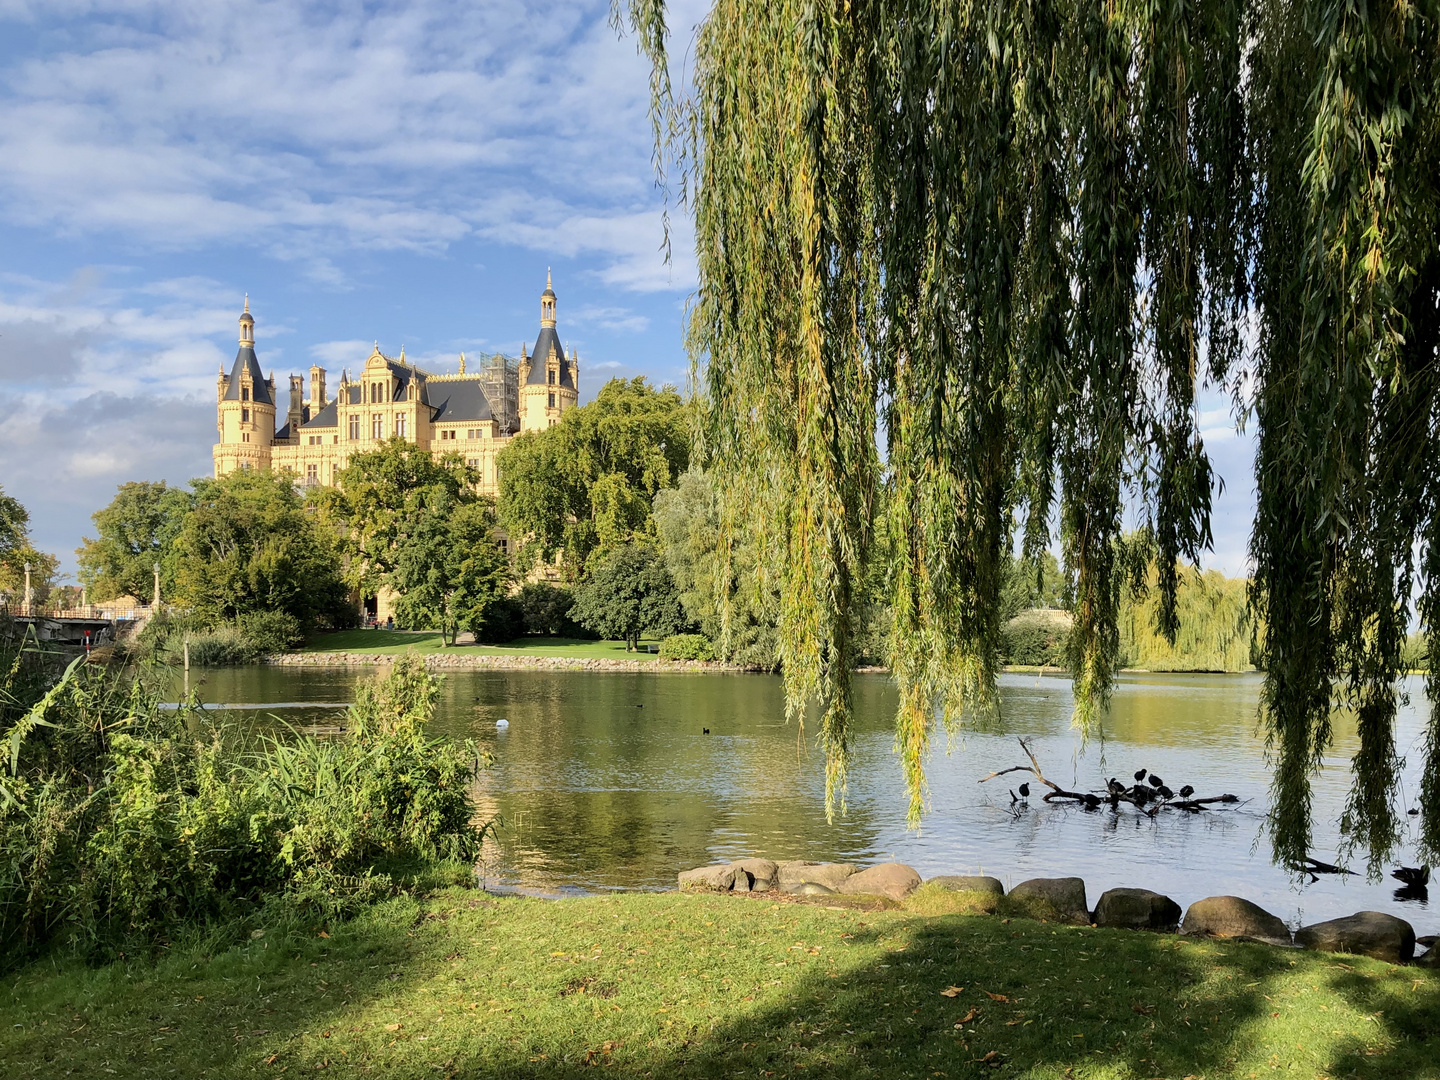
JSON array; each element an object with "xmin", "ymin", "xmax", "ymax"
[{"xmin": 4, "ymin": 605, "xmax": 151, "ymax": 621}]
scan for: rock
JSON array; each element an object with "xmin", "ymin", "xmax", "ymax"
[
  {"xmin": 782, "ymin": 881, "xmax": 837, "ymax": 896},
  {"xmin": 776, "ymin": 861, "xmax": 858, "ymax": 890},
  {"xmin": 927, "ymin": 875, "xmax": 1005, "ymax": 896},
  {"xmin": 1093, "ymin": 888, "xmax": 1182, "ymax": 931},
  {"xmin": 1180, "ymin": 896, "xmax": 1293, "ymax": 947},
  {"xmin": 678, "ymin": 865, "xmax": 737, "ymax": 891},
  {"xmin": 839, "ymin": 863, "xmax": 923, "ymax": 901},
  {"xmin": 1009, "ymin": 877, "xmax": 1089, "ymax": 924},
  {"xmin": 731, "ymin": 868, "xmax": 753, "ymax": 893},
  {"xmin": 1417, "ymin": 934, "xmax": 1438, "ymax": 948},
  {"xmin": 1295, "ymin": 911, "xmax": 1416, "ymax": 964},
  {"xmin": 732, "ymin": 858, "xmax": 779, "ymax": 891}
]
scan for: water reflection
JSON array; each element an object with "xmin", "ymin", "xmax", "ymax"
[{"xmin": 179, "ymin": 665, "xmax": 1434, "ymax": 930}]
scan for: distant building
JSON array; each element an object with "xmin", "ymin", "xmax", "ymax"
[{"xmin": 212, "ymin": 273, "xmax": 580, "ymax": 492}]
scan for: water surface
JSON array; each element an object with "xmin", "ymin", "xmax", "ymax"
[{"xmin": 188, "ymin": 665, "xmax": 1435, "ymax": 931}]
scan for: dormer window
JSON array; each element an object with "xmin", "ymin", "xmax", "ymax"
[
  {"xmin": 242, "ymin": 387, "xmax": 250, "ymax": 402},
  {"xmin": 548, "ymin": 369, "xmax": 556, "ymax": 385}
]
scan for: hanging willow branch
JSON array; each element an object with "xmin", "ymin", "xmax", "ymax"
[{"xmin": 618, "ymin": 0, "xmax": 1440, "ymax": 871}]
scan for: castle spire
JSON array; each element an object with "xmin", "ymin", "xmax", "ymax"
[
  {"xmin": 540, "ymin": 271, "xmax": 556, "ymax": 328},
  {"xmin": 239, "ymin": 295, "xmax": 255, "ymax": 346}
]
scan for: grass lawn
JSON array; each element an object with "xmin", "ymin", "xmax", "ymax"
[
  {"xmin": 298, "ymin": 631, "xmax": 660, "ymax": 661},
  {"xmin": 3, "ymin": 889, "xmax": 1435, "ymax": 1079}
]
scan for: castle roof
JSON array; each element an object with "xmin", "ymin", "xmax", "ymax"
[
  {"xmin": 526, "ymin": 327, "xmax": 574, "ymax": 389},
  {"xmin": 222, "ymin": 344, "xmax": 273, "ymax": 405},
  {"xmin": 428, "ymin": 380, "xmax": 496, "ymax": 423},
  {"xmin": 300, "ymin": 399, "xmax": 338, "ymax": 430}
]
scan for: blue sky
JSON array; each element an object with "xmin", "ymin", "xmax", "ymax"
[{"xmin": 0, "ymin": 0, "xmax": 1255, "ymax": 581}]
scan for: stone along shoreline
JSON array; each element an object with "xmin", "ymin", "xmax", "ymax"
[
  {"xmin": 267, "ymin": 651, "xmax": 755, "ymax": 673},
  {"xmin": 678, "ymin": 857, "xmax": 1439, "ymax": 967}
]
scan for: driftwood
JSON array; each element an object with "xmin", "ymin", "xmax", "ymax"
[{"xmin": 979, "ymin": 737, "xmax": 1241, "ymax": 817}]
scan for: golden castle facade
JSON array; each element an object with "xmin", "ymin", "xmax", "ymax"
[{"xmin": 213, "ymin": 275, "xmax": 580, "ymax": 492}]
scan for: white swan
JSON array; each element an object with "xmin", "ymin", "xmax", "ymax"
[{"xmin": 496, "ymin": 718, "xmax": 510, "ymax": 729}]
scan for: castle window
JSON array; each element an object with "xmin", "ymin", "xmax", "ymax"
[
  {"xmin": 306, "ymin": 463, "xmax": 318, "ymax": 485},
  {"xmin": 242, "ymin": 387, "xmax": 250, "ymax": 402},
  {"xmin": 333, "ymin": 435, "xmax": 338, "ymax": 444},
  {"xmin": 548, "ymin": 369, "xmax": 555, "ymax": 385},
  {"xmin": 372, "ymin": 413, "xmax": 383, "ymax": 439},
  {"xmin": 242, "ymin": 408, "xmax": 250, "ymax": 422},
  {"xmin": 396, "ymin": 414, "xmax": 407, "ymax": 438},
  {"xmin": 349, "ymin": 416, "xmax": 360, "ymax": 441},
  {"xmin": 548, "ymin": 393, "xmax": 555, "ymax": 408}
]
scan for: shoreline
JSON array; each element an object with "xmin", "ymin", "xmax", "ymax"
[{"xmin": 267, "ymin": 650, "xmax": 1261, "ymax": 676}]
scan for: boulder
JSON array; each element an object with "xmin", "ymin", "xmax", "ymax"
[
  {"xmin": 838, "ymin": 863, "xmax": 923, "ymax": 901},
  {"xmin": 927, "ymin": 875, "xmax": 1005, "ymax": 897},
  {"xmin": 731, "ymin": 868, "xmax": 753, "ymax": 893},
  {"xmin": 1093, "ymin": 888, "xmax": 1182, "ymax": 931},
  {"xmin": 1414, "ymin": 945, "xmax": 1440, "ymax": 969},
  {"xmin": 732, "ymin": 858, "xmax": 779, "ymax": 891},
  {"xmin": 1180, "ymin": 896, "xmax": 1292, "ymax": 947},
  {"xmin": 1295, "ymin": 911, "xmax": 1415, "ymax": 964},
  {"xmin": 776, "ymin": 861, "xmax": 858, "ymax": 891},
  {"xmin": 782, "ymin": 881, "xmax": 837, "ymax": 897},
  {"xmin": 1009, "ymin": 877, "xmax": 1090, "ymax": 924},
  {"xmin": 678, "ymin": 864, "xmax": 737, "ymax": 891}
]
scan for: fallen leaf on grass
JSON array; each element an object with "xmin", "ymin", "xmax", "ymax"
[
  {"xmin": 1132, "ymin": 1003, "xmax": 1155, "ymax": 1015},
  {"xmin": 972, "ymin": 1050, "xmax": 1003, "ymax": 1065},
  {"xmin": 264, "ymin": 1055, "xmax": 279, "ymax": 1066},
  {"xmin": 317, "ymin": 930, "xmax": 330, "ymax": 939},
  {"xmin": 940, "ymin": 986, "xmax": 965, "ymax": 998},
  {"xmin": 384, "ymin": 1024, "xmax": 402, "ymax": 1032},
  {"xmin": 954, "ymin": 1006, "xmax": 980, "ymax": 1026},
  {"xmin": 983, "ymin": 991, "xmax": 1010, "ymax": 1003}
]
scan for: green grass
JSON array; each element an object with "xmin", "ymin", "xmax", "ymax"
[
  {"xmin": 298, "ymin": 631, "xmax": 660, "ymax": 661},
  {"xmin": 3, "ymin": 890, "xmax": 1435, "ymax": 1079}
]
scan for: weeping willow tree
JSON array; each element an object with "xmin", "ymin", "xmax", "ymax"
[{"xmin": 618, "ymin": 0, "xmax": 1440, "ymax": 872}]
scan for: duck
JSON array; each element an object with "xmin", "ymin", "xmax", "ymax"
[
  {"xmin": 1148, "ymin": 774, "xmax": 1164, "ymax": 788},
  {"xmin": 496, "ymin": 718, "xmax": 510, "ymax": 729},
  {"xmin": 1409, "ymin": 807, "xmax": 1420, "ymax": 816},
  {"xmin": 702, "ymin": 727, "xmax": 710, "ymax": 735},
  {"xmin": 1392, "ymin": 865, "xmax": 1431, "ymax": 888},
  {"xmin": 1156, "ymin": 785, "xmax": 1174, "ymax": 800}
]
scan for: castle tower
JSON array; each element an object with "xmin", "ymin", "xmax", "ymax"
[
  {"xmin": 519, "ymin": 271, "xmax": 579, "ymax": 432},
  {"xmin": 213, "ymin": 297, "xmax": 277, "ymax": 476}
]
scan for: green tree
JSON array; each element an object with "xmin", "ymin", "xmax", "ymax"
[
  {"xmin": 569, "ymin": 543, "xmax": 688, "ymax": 651},
  {"xmin": 497, "ymin": 377, "xmax": 690, "ymax": 577},
  {"xmin": 315, "ymin": 439, "xmax": 478, "ymax": 601},
  {"xmin": 76, "ymin": 481, "xmax": 194, "ymax": 603},
  {"xmin": 654, "ymin": 470, "xmax": 779, "ymax": 668},
  {"xmin": 0, "ymin": 486, "xmax": 59, "ymax": 608},
  {"xmin": 621, "ymin": 0, "xmax": 1440, "ymax": 867},
  {"xmin": 391, "ymin": 494, "xmax": 511, "ymax": 646},
  {"xmin": 173, "ymin": 469, "xmax": 348, "ymax": 625}
]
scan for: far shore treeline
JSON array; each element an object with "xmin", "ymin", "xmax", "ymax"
[{"xmin": 2, "ymin": 374, "xmax": 1395, "ymax": 673}]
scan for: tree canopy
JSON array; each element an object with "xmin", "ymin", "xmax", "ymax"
[
  {"xmin": 622, "ymin": 0, "xmax": 1440, "ymax": 870},
  {"xmin": 173, "ymin": 469, "xmax": 349, "ymax": 625},
  {"xmin": 0, "ymin": 486, "xmax": 57, "ymax": 607},
  {"xmin": 315, "ymin": 439, "xmax": 478, "ymax": 599},
  {"xmin": 76, "ymin": 481, "xmax": 194, "ymax": 603},
  {"xmin": 569, "ymin": 543, "xmax": 688, "ymax": 650},
  {"xmin": 496, "ymin": 377, "xmax": 690, "ymax": 577},
  {"xmin": 391, "ymin": 493, "xmax": 511, "ymax": 646}
]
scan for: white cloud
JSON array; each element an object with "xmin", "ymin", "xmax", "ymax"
[
  {"xmin": 567, "ymin": 304, "xmax": 650, "ymax": 334},
  {"xmin": 0, "ymin": 0, "xmax": 691, "ymax": 291}
]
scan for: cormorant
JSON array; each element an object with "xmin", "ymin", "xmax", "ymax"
[
  {"xmin": 1148, "ymin": 774, "xmax": 1164, "ymax": 788},
  {"xmin": 1018, "ymin": 782, "xmax": 1030, "ymax": 798},
  {"xmin": 1157, "ymin": 785, "xmax": 1174, "ymax": 800},
  {"xmin": 1393, "ymin": 865, "xmax": 1431, "ymax": 888},
  {"xmin": 1134, "ymin": 769, "xmax": 1148, "ymax": 782},
  {"xmin": 1178, "ymin": 785, "xmax": 1195, "ymax": 799},
  {"xmin": 702, "ymin": 728, "xmax": 710, "ymax": 735}
]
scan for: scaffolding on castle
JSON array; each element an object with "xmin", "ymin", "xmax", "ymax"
[{"xmin": 477, "ymin": 352, "xmax": 519, "ymax": 434}]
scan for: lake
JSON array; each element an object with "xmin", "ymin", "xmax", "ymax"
[{"xmin": 185, "ymin": 664, "xmax": 1434, "ymax": 931}]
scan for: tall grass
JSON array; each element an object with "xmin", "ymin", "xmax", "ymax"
[{"xmin": 0, "ymin": 630, "xmax": 487, "ymax": 969}]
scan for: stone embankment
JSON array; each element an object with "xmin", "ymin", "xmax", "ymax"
[
  {"xmin": 677, "ymin": 858, "xmax": 1438, "ymax": 967},
  {"xmin": 268, "ymin": 652, "xmax": 754, "ymax": 673}
]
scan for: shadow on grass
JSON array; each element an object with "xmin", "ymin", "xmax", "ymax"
[{"xmin": 3, "ymin": 893, "xmax": 1436, "ymax": 1079}]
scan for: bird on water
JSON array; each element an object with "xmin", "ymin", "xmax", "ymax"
[
  {"xmin": 1178, "ymin": 785, "xmax": 1195, "ymax": 799},
  {"xmin": 1018, "ymin": 782, "xmax": 1030, "ymax": 798},
  {"xmin": 1134, "ymin": 769, "xmax": 1148, "ymax": 782},
  {"xmin": 1148, "ymin": 774, "xmax": 1164, "ymax": 788}
]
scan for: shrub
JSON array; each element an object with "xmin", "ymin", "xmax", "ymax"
[
  {"xmin": 659, "ymin": 633, "xmax": 716, "ymax": 661},
  {"xmin": 237, "ymin": 610, "xmax": 304, "ymax": 654},
  {"xmin": 1002, "ymin": 609, "xmax": 1070, "ymax": 667},
  {"xmin": 472, "ymin": 595, "xmax": 526, "ymax": 643},
  {"xmin": 515, "ymin": 581, "xmax": 585, "ymax": 636},
  {"xmin": 0, "ymin": 648, "xmax": 487, "ymax": 969}
]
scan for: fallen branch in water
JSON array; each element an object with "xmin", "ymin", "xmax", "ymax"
[{"xmin": 978, "ymin": 737, "xmax": 1241, "ymax": 815}]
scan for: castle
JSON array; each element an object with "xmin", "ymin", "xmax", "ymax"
[{"xmin": 213, "ymin": 274, "xmax": 580, "ymax": 494}]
